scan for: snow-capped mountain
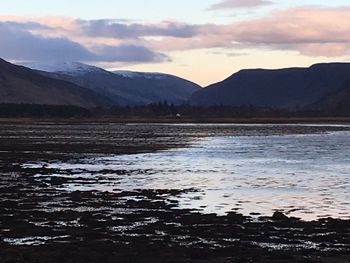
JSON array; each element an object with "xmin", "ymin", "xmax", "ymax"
[
  {"xmin": 22, "ymin": 61, "xmax": 106, "ymax": 76},
  {"xmin": 0, "ymin": 58, "xmax": 111, "ymax": 108},
  {"xmin": 22, "ymin": 61, "xmax": 201, "ymax": 106}
]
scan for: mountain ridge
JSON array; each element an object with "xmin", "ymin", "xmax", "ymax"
[
  {"xmin": 190, "ymin": 62, "xmax": 350, "ymax": 111},
  {"xmin": 23, "ymin": 61, "xmax": 201, "ymax": 106}
]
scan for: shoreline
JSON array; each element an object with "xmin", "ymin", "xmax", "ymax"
[{"xmin": 1, "ymin": 116, "xmax": 350, "ymax": 124}]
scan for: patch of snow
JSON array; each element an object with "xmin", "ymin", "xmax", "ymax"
[{"xmin": 22, "ymin": 61, "xmax": 106, "ymax": 76}]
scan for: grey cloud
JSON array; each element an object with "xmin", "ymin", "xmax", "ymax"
[
  {"xmin": 0, "ymin": 22, "xmax": 95, "ymax": 61},
  {"xmin": 80, "ymin": 19, "xmax": 198, "ymax": 39},
  {"xmin": 0, "ymin": 22, "xmax": 168, "ymax": 63},
  {"xmin": 93, "ymin": 44, "xmax": 170, "ymax": 62}
]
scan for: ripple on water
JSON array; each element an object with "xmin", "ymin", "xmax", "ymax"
[{"xmin": 22, "ymin": 130, "xmax": 350, "ymax": 220}]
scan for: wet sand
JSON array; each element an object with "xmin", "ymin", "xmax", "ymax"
[{"xmin": 0, "ymin": 123, "xmax": 349, "ymax": 262}]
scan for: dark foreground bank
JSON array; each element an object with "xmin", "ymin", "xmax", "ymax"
[
  {"xmin": 0, "ymin": 123, "xmax": 349, "ymax": 262},
  {"xmin": 1, "ymin": 211, "xmax": 349, "ymax": 263}
]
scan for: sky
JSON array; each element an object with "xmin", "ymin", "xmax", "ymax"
[{"xmin": 1, "ymin": 0, "xmax": 350, "ymax": 86}]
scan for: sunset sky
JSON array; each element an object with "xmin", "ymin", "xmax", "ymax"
[{"xmin": 1, "ymin": 0, "xmax": 350, "ymax": 86}]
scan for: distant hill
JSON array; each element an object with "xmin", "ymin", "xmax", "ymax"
[
  {"xmin": 312, "ymin": 81, "xmax": 350, "ymax": 113},
  {"xmin": 0, "ymin": 59, "xmax": 111, "ymax": 108},
  {"xmin": 190, "ymin": 63, "xmax": 350, "ymax": 110},
  {"xmin": 25, "ymin": 62, "xmax": 201, "ymax": 106}
]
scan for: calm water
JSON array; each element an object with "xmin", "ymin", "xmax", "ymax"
[{"xmin": 25, "ymin": 125, "xmax": 350, "ymax": 220}]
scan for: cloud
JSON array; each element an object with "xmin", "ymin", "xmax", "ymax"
[
  {"xmin": 223, "ymin": 7, "xmax": 350, "ymax": 56},
  {"xmin": 209, "ymin": 0, "xmax": 273, "ymax": 10},
  {"xmin": 227, "ymin": 7, "xmax": 350, "ymax": 45},
  {"xmin": 92, "ymin": 44, "xmax": 170, "ymax": 62},
  {"xmin": 0, "ymin": 21, "xmax": 168, "ymax": 63},
  {"xmin": 209, "ymin": 51, "xmax": 248, "ymax": 57},
  {"xmin": 1, "ymin": 6, "xmax": 350, "ymax": 63},
  {"xmin": 147, "ymin": 7, "xmax": 350, "ymax": 57},
  {"xmin": 80, "ymin": 20, "xmax": 197, "ymax": 39},
  {"xmin": 0, "ymin": 22, "xmax": 95, "ymax": 61}
]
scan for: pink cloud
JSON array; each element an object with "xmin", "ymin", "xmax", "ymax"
[
  {"xmin": 149, "ymin": 7, "xmax": 350, "ymax": 57},
  {"xmin": 296, "ymin": 44, "xmax": 350, "ymax": 57},
  {"xmin": 230, "ymin": 7, "xmax": 350, "ymax": 45}
]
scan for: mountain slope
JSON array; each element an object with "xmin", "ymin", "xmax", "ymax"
[
  {"xmin": 313, "ymin": 81, "xmax": 350, "ymax": 113},
  {"xmin": 112, "ymin": 70, "xmax": 201, "ymax": 105},
  {"xmin": 26, "ymin": 62, "xmax": 201, "ymax": 106},
  {"xmin": 0, "ymin": 59, "xmax": 111, "ymax": 108},
  {"xmin": 190, "ymin": 63, "xmax": 350, "ymax": 109}
]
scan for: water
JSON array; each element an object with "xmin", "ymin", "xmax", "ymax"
[{"xmin": 24, "ymin": 126, "xmax": 350, "ymax": 221}]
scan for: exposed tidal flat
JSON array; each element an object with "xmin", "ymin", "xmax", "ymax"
[{"xmin": 0, "ymin": 123, "xmax": 350, "ymax": 262}]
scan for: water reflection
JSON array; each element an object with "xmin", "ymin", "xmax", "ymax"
[{"xmin": 25, "ymin": 130, "xmax": 350, "ymax": 220}]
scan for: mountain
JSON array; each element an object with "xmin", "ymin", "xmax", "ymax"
[
  {"xmin": 26, "ymin": 62, "xmax": 201, "ymax": 106},
  {"xmin": 0, "ymin": 59, "xmax": 111, "ymax": 108},
  {"xmin": 111, "ymin": 70, "xmax": 201, "ymax": 105},
  {"xmin": 190, "ymin": 63, "xmax": 350, "ymax": 109}
]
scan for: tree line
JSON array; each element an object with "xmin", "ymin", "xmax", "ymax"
[{"xmin": 0, "ymin": 102, "xmax": 349, "ymax": 118}]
